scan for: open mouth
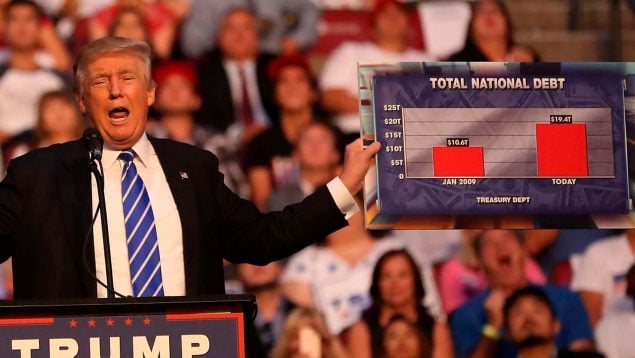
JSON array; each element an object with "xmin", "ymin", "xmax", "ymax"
[
  {"xmin": 108, "ymin": 107, "xmax": 130, "ymax": 121},
  {"xmin": 497, "ymin": 254, "xmax": 512, "ymax": 266}
]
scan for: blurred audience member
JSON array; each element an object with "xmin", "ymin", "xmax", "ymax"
[
  {"xmin": 89, "ymin": 0, "xmax": 177, "ymax": 60},
  {"xmin": 392, "ymin": 230, "xmax": 461, "ymax": 269},
  {"xmin": 571, "ymin": 230, "xmax": 635, "ymax": 327},
  {"xmin": 196, "ymin": 7, "xmax": 277, "ymax": 143},
  {"xmin": 108, "ymin": 6, "xmax": 148, "ymax": 42},
  {"xmin": 450, "ymin": 230, "xmax": 594, "ymax": 358},
  {"xmin": 320, "ymin": 0, "xmax": 433, "ymax": 136},
  {"xmin": 527, "ymin": 230, "xmax": 619, "ymax": 285},
  {"xmin": 596, "ymin": 263, "xmax": 635, "ymax": 358},
  {"xmin": 281, "ymin": 212, "xmax": 402, "ymax": 334},
  {"xmin": 34, "ymin": 0, "xmax": 111, "ymax": 19},
  {"xmin": 0, "ymin": 1, "xmax": 67, "ymax": 144},
  {"xmin": 345, "ymin": 249, "xmax": 453, "ymax": 358},
  {"xmin": 181, "ymin": 0, "xmax": 319, "ymax": 58},
  {"xmin": 448, "ymin": 0, "xmax": 537, "ymax": 62},
  {"xmin": 382, "ymin": 314, "xmax": 430, "ymax": 358},
  {"xmin": 148, "ymin": 60, "xmax": 249, "ymax": 197},
  {"xmin": 271, "ymin": 307, "xmax": 348, "ymax": 358},
  {"xmin": 504, "ymin": 286, "xmax": 604, "ymax": 358},
  {"xmin": 4, "ymin": 90, "xmax": 83, "ymax": 162},
  {"xmin": 311, "ymin": 0, "xmax": 374, "ymax": 10},
  {"xmin": 438, "ymin": 230, "xmax": 546, "ymax": 314},
  {"xmin": 267, "ymin": 121, "xmax": 342, "ymax": 212},
  {"xmin": 0, "ymin": 0, "xmax": 70, "ymax": 71},
  {"xmin": 244, "ymin": 55, "xmax": 321, "ymax": 209},
  {"xmin": 237, "ymin": 262, "xmax": 293, "ymax": 355}
]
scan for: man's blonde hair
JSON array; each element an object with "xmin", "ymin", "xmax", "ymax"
[{"xmin": 73, "ymin": 37, "xmax": 154, "ymax": 96}]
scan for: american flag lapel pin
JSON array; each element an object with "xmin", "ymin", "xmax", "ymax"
[{"xmin": 179, "ymin": 171, "xmax": 189, "ymax": 180}]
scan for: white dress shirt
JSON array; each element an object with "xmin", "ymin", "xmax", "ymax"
[
  {"xmin": 92, "ymin": 134, "xmax": 185, "ymax": 298},
  {"xmin": 91, "ymin": 134, "xmax": 357, "ymax": 298}
]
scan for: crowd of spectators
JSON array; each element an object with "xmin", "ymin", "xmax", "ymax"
[{"xmin": 0, "ymin": 0, "xmax": 633, "ymax": 357}]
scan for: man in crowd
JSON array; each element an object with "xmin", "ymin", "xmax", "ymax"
[
  {"xmin": 450, "ymin": 230, "xmax": 594, "ymax": 357},
  {"xmin": 504, "ymin": 286, "xmax": 603, "ymax": 358},
  {"xmin": 0, "ymin": 36, "xmax": 379, "ymax": 300},
  {"xmin": 319, "ymin": 0, "xmax": 432, "ymax": 136},
  {"xmin": 236, "ymin": 262, "xmax": 292, "ymax": 355},
  {"xmin": 181, "ymin": 0, "xmax": 319, "ymax": 57},
  {"xmin": 0, "ymin": 0, "xmax": 68, "ymax": 144},
  {"xmin": 196, "ymin": 7, "xmax": 278, "ymax": 142}
]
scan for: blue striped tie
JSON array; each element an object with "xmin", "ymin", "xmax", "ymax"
[{"xmin": 119, "ymin": 149, "xmax": 164, "ymax": 297}]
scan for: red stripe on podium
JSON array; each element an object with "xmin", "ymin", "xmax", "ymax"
[{"xmin": 0, "ymin": 317, "xmax": 54, "ymax": 326}]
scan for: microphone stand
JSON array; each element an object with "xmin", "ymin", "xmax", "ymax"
[{"xmin": 88, "ymin": 159, "xmax": 115, "ymax": 298}]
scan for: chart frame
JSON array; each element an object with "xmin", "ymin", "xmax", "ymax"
[{"xmin": 359, "ymin": 62, "xmax": 635, "ymax": 229}]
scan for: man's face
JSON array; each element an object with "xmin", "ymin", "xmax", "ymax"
[
  {"xmin": 218, "ymin": 10, "xmax": 258, "ymax": 61},
  {"xmin": 477, "ymin": 230, "xmax": 526, "ymax": 289},
  {"xmin": 5, "ymin": 4, "xmax": 40, "ymax": 51},
  {"xmin": 506, "ymin": 295, "xmax": 560, "ymax": 347},
  {"xmin": 79, "ymin": 53, "xmax": 155, "ymax": 150}
]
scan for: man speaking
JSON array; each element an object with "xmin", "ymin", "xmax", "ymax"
[{"xmin": 0, "ymin": 37, "xmax": 380, "ymax": 300}]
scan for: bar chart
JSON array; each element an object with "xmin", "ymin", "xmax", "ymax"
[{"xmin": 403, "ymin": 108, "xmax": 613, "ymax": 179}]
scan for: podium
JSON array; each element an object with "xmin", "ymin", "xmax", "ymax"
[{"xmin": 0, "ymin": 295, "xmax": 256, "ymax": 357}]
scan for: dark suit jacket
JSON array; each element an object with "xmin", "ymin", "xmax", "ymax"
[
  {"xmin": 196, "ymin": 49, "xmax": 279, "ymax": 132},
  {"xmin": 0, "ymin": 137, "xmax": 347, "ymax": 299}
]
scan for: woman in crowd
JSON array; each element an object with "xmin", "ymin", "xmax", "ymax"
[
  {"xmin": 3, "ymin": 90, "xmax": 84, "ymax": 163},
  {"xmin": 281, "ymin": 211, "xmax": 400, "ymax": 319},
  {"xmin": 89, "ymin": 0, "xmax": 177, "ymax": 60},
  {"xmin": 271, "ymin": 307, "xmax": 348, "ymax": 358},
  {"xmin": 107, "ymin": 6, "xmax": 149, "ymax": 45},
  {"xmin": 244, "ymin": 54, "xmax": 322, "ymax": 210},
  {"xmin": 448, "ymin": 0, "xmax": 538, "ymax": 62},
  {"xmin": 345, "ymin": 249, "xmax": 453, "ymax": 358}
]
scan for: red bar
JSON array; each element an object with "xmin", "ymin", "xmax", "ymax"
[
  {"xmin": 433, "ymin": 147, "xmax": 484, "ymax": 176},
  {"xmin": 536, "ymin": 123, "xmax": 588, "ymax": 176}
]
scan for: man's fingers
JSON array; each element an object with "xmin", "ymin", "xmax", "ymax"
[
  {"xmin": 361, "ymin": 141, "xmax": 381, "ymax": 159},
  {"xmin": 345, "ymin": 139, "xmax": 381, "ymax": 158}
]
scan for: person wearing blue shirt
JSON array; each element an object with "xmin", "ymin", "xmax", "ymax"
[{"xmin": 450, "ymin": 230, "xmax": 594, "ymax": 358}]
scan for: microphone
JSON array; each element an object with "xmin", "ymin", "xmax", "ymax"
[
  {"xmin": 82, "ymin": 127, "xmax": 117, "ymax": 298},
  {"xmin": 83, "ymin": 127, "xmax": 103, "ymax": 161}
]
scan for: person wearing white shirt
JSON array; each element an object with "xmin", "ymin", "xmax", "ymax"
[
  {"xmin": 571, "ymin": 231, "xmax": 635, "ymax": 327},
  {"xmin": 320, "ymin": 0, "xmax": 434, "ymax": 134},
  {"xmin": 596, "ymin": 264, "xmax": 635, "ymax": 358}
]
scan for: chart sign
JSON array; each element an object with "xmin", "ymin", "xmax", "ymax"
[{"xmin": 360, "ymin": 62, "xmax": 635, "ymax": 229}]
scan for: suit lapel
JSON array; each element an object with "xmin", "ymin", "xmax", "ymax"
[
  {"xmin": 149, "ymin": 137, "xmax": 201, "ymax": 295},
  {"xmin": 58, "ymin": 140, "xmax": 97, "ymax": 297}
]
